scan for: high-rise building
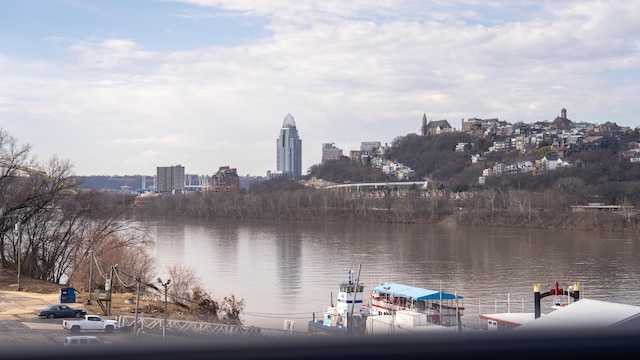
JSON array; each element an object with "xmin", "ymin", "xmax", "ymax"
[
  {"xmin": 211, "ymin": 166, "xmax": 240, "ymax": 193},
  {"xmin": 156, "ymin": 165, "xmax": 185, "ymax": 194},
  {"xmin": 321, "ymin": 143, "xmax": 343, "ymax": 163},
  {"xmin": 276, "ymin": 113, "xmax": 302, "ymax": 178}
]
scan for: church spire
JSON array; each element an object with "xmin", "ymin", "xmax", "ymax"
[{"xmin": 421, "ymin": 113, "xmax": 428, "ymax": 136}]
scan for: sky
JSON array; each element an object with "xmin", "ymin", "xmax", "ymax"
[{"xmin": 1, "ymin": 0, "xmax": 639, "ymax": 177}]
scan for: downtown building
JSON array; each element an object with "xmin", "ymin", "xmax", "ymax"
[
  {"xmin": 211, "ymin": 166, "xmax": 240, "ymax": 193},
  {"xmin": 276, "ymin": 113, "xmax": 302, "ymax": 178},
  {"xmin": 156, "ymin": 165, "xmax": 185, "ymax": 194},
  {"xmin": 321, "ymin": 143, "xmax": 343, "ymax": 163}
]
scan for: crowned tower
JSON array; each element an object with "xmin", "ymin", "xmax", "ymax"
[{"xmin": 276, "ymin": 113, "xmax": 302, "ymax": 178}]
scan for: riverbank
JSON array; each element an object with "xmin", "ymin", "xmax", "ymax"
[
  {"xmin": 0, "ymin": 290, "xmax": 58, "ymax": 320},
  {"xmin": 0, "ymin": 268, "xmax": 184, "ymax": 322}
]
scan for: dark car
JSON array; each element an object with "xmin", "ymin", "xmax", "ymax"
[{"xmin": 38, "ymin": 304, "xmax": 87, "ymax": 319}]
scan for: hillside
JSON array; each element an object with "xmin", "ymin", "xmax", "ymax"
[{"xmin": 307, "ymin": 130, "xmax": 640, "ymax": 206}]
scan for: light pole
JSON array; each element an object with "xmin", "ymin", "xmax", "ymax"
[
  {"xmin": 158, "ymin": 277, "xmax": 171, "ymax": 338},
  {"xmin": 134, "ymin": 277, "xmax": 141, "ymax": 335},
  {"xmin": 14, "ymin": 222, "xmax": 22, "ymax": 291}
]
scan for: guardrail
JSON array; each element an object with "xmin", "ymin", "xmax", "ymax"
[{"xmin": 115, "ymin": 315, "xmax": 302, "ymax": 337}]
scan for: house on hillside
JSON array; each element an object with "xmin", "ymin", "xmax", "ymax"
[
  {"xmin": 540, "ymin": 154, "xmax": 559, "ymax": 170},
  {"xmin": 539, "ymin": 154, "xmax": 570, "ymax": 171},
  {"xmin": 517, "ymin": 161, "xmax": 535, "ymax": 173},
  {"xmin": 622, "ymin": 149, "xmax": 640, "ymax": 163}
]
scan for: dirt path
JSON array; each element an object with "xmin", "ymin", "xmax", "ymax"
[{"xmin": 0, "ymin": 290, "xmax": 59, "ymax": 320}]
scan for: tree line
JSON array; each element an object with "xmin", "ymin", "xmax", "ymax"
[
  {"xmin": 0, "ymin": 128, "xmax": 243, "ymax": 324},
  {"xmin": 134, "ymin": 182, "xmax": 639, "ymax": 232},
  {"xmin": 133, "ymin": 128, "xmax": 640, "ymax": 232}
]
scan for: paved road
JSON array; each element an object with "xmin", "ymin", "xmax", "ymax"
[
  {"xmin": 0, "ymin": 316, "xmax": 211, "ymax": 355},
  {"xmin": 0, "ymin": 317, "xmax": 132, "ymax": 347}
]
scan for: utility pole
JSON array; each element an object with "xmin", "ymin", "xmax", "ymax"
[
  {"xmin": 87, "ymin": 241, "xmax": 93, "ymax": 304},
  {"xmin": 106, "ymin": 265, "xmax": 116, "ymax": 316}
]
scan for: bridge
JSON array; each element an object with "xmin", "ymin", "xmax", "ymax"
[{"xmin": 324, "ymin": 181, "xmax": 429, "ymax": 191}]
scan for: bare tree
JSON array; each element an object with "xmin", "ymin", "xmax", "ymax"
[
  {"xmin": 190, "ymin": 285, "xmax": 221, "ymax": 322},
  {"xmin": 221, "ymin": 294, "xmax": 245, "ymax": 325},
  {"xmin": 0, "ymin": 129, "xmax": 76, "ymax": 273},
  {"xmin": 484, "ymin": 189, "xmax": 499, "ymax": 215},
  {"xmin": 65, "ymin": 191, "xmax": 151, "ymax": 293},
  {"xmin": 167, "ymin": 263, "xmax": 202, "ymax": 305}
]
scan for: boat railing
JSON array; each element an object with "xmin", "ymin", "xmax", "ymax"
[
  {"xmin": 369, "ymin": 298, "xmax": 464, "ymax": 318},
  {"xmin": 369, "ymin": 298, "xmax": 408, "ymax": 313},
  {"xmin": 479, "ymin": 297, "xmax": 526, "ymax": 314}
]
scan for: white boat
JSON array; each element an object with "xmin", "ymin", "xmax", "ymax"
[
  {"xmin": 364, "ymin": 282, "xmax": 465, "ymax": 334},
  {"xmin": 479, "ymin": 280, "xmax": 580, "ymax": 332},
  {"xmin": 308, "ymin": 267, "xmax": 368, "ymax": 335}
]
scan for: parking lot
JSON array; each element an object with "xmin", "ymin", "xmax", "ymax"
[
  {"xmin": 0, "ymin": 290, "xmax": 136, "ymax": 348},
  {"xmin": 0, "ymin": 317, "xmax": 136, "ymax": 347}
]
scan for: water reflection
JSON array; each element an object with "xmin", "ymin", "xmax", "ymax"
[
  {"xmin": 274, "ymin": 222, "xmax": 303, "ymax": 306},
  {"xmin": 144, "ymin": 217, "xmax": 640, "ymax": 331}
]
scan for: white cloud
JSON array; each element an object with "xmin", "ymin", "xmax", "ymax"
[{"xmin": 1, "ymin": 0, "xmax": 638, "ymax": 176}]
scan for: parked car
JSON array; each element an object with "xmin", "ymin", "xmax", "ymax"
[
  {"xmin": 38, "ymin": 304, "xmax": 87, "ymax": 319},
  {"xmin": 63, "ymin": 335, "xmax": 112, "ymax": 346},
  {"xmin": 62, "ymin": 315, "xmax": 119, "ymax": 333}
]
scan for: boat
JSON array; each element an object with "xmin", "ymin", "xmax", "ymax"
[
  {"xmin": 308, "ymin": 266, "xmax": 368, "ymax": 335},
  {"xmin": 479, "ymin": 280, "xmax": 580, "ymax": 332},
  {"xmin": 364, "ymin": 282, "xmax": 465, "ymax": 334}
]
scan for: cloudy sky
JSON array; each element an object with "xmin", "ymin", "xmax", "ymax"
[{"xmin": 1, "ymin": 1, "xmax": 639, "ymax": 177}]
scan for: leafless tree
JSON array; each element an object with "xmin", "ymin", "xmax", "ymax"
[
  {"xmin": 221, "ymin": 294, "xmax": 245, "ymax": 325},
  {"xmin": 1, "ymin": 128, "xmax": 151, "ymax": 291},
  {"xmin": 0, "ymin": 129, "xmax": 76, "ymax": 272},
  {"xmin": 166, "ymin": 263, "xmax": 202, "ymax": 305},
  {"xmin": 66, "ymin": 191, "xmax": 151, "ymax": 293}
]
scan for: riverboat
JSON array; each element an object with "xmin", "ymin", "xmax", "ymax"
[
  {"xmin": 308, "ymin": 267, "xmax": 368, "ymax": 335},
  {"xmin": 365, "ymin": 282, "xmax": 465, "ymax": 334},
  {"xmin": 479, "ymin": 280, "xmax": 580, "ymax": 332}
]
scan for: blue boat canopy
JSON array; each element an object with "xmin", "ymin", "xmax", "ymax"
[{"xmin": 371, "ymin": 283, "xmax": 463, "ymax": 300}]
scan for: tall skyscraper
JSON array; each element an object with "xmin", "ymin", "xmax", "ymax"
[{"xmin": 276, "ymin": 113, "xmax": 302, "ymax": 178}]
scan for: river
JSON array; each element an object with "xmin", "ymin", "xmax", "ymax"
[{"xmin": 142, "ymin": 217, "xmax": 640, "ymax": 332}]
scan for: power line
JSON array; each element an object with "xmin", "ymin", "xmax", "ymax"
[
  {"xmin": 244, "ymin": 310, "xmax": 324, "ymax": 317},
  {"xmin": 91, "ymin": 252, "xmax": 108, "ymax": 280},
  {"xmin": 113, "ymin": 267, "xmax": 133, "ymax": 288},
  {"xmin": 244, "ymin": 313, "xmax": 319, "ymax": 320}
]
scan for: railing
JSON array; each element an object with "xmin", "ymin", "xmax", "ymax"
[
  {"xmin": 368, "ymin": 299, "xmax": 464, "ymax": 327},
  {"xmin": 369, "ymin": 299, "xmax": 463, "ymax": 313},
  {"xmin": 369, "ymin": 298, "xmax": 407, "ymax": 313},
  {"xmin": 116, "ymin": 315, "xmax": 300, "ymax": 337}
]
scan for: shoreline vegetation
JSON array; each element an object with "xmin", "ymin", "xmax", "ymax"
[
  {"xmin": 132, "ymin": 187, "xmax": 640, "ymax": 233},
  {"xmin": 0, "ymin": 268, "xmax": 209, "ymax": 323}
]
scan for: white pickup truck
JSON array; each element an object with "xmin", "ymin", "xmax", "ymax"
[{"xmin": 62, "ymin": 315, "xmax": 119, "ymax": 333}]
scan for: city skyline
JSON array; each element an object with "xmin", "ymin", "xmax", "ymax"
[{"xmin": 2, "ymin": 1, "xmax": 639, "ymax": 177}]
